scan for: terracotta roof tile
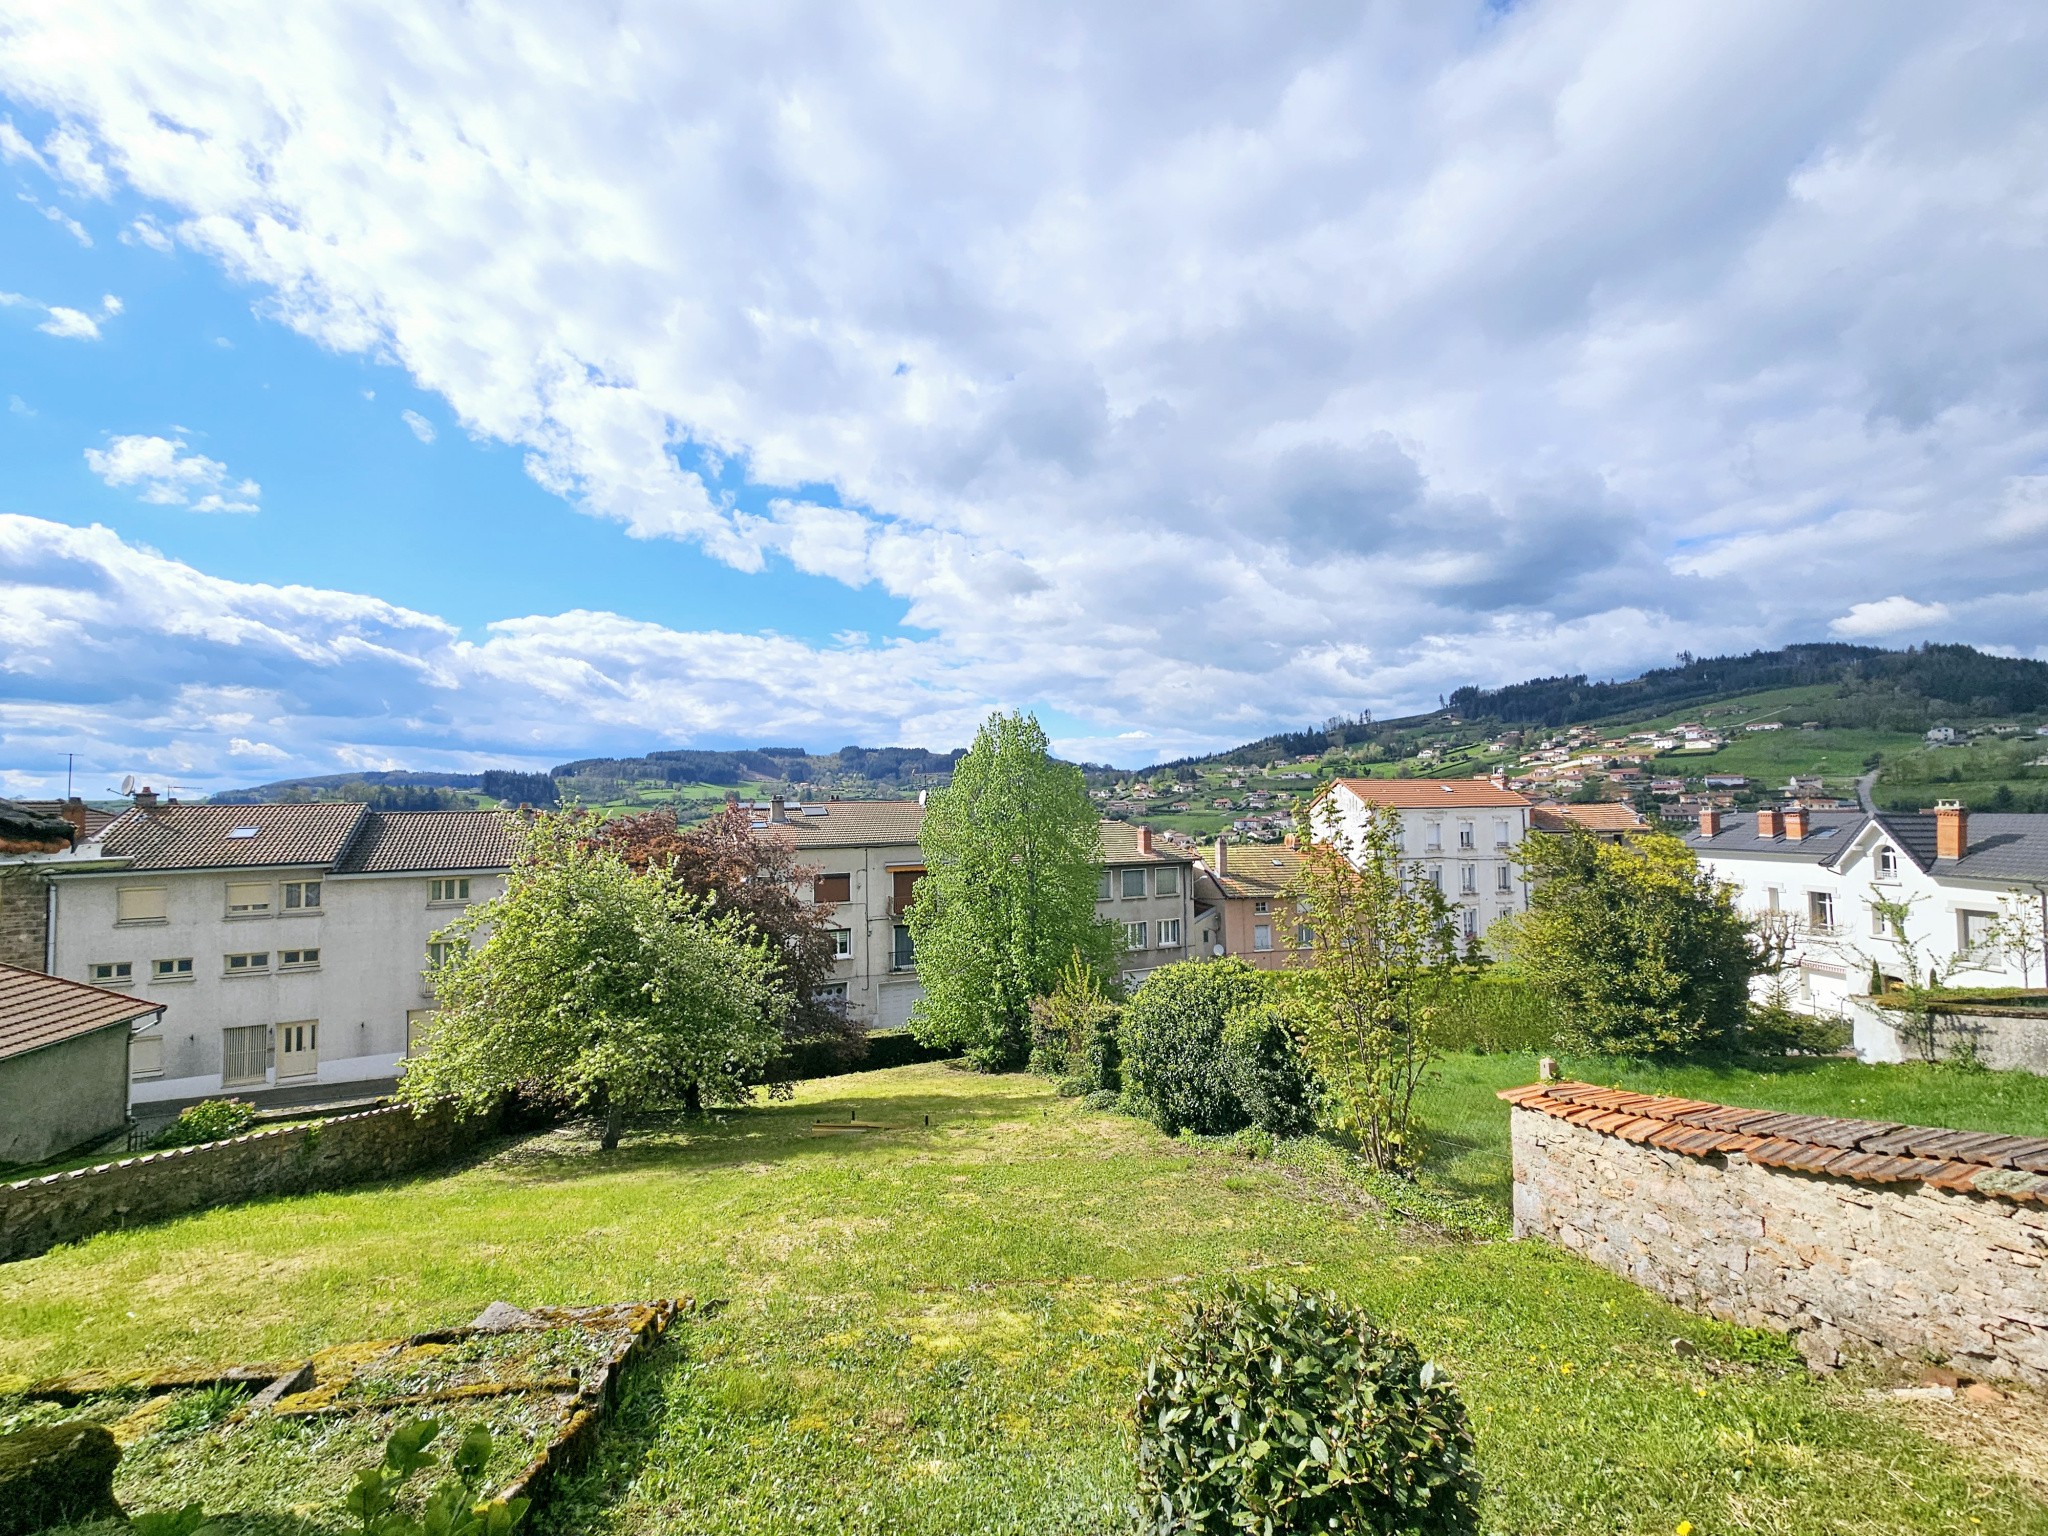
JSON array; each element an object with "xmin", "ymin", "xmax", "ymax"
[
  {"xmin": 0, "ymin": 964, "xmax": 162, "ymax": 1063},
  {"xmin": 1326, "ymin": 778, "xmax": 1532, "ymax": 809}
]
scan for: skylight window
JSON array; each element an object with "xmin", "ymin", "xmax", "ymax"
[{"xmin": 227, "ymin": 826, "xmax": 261, "ymax": 839}]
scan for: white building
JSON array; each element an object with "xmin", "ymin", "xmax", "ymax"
[
  {"xmin": 45, "ymin": 801, "xmax": 516, "ymax": 1105},
  {"xmin": 1311, "ymin": 779, "xmax": 1534, "ymax": 946},
  {"xmin": 1687, "ymin": 801, "xmax": 2048, "ymax": 1034}
]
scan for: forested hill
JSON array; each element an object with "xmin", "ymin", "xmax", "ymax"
[{"xmin": 1446, "ymin": 643, "xmax": 2048, "ymax": 729}]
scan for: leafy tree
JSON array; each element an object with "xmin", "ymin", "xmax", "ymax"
[
  {"xmin": 1504, "ymin": 827, "xmax": 1758, "ymax": 1056},
  {"xmin": 1287, "ymin": 799, "xmax": 1458, "ymax": 1171},
  {"xmin": 591, "ymin": 804, "xmax": 862, "ymax": 1081},
  {"xmin": 907, "ymin": 710, "xmax": 1121, "ymax": 1069},
  {"xmin": 400, "ymin": 812, "xmax": 787, "ymax": 1147}
]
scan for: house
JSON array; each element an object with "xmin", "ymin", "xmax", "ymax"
[
  {"xmin": 753, "ymin": 798, "xmax": 1196, "ymax": 1027},
  {"xmin": 1529, "ymin": 803, "xmax": 1646, "ymax": 842},
  {"xmin": 1687, "ymin": 801, "xmax": 2048, "ymax": 1029},
  {"xmin": 1311, "ymin": 779, "xmax": 1533, "ymax": 947},
  {"xmin": 42, "ymin": 800, "xmax": 519, "ymax": 1106},
  {"xmin": 1926, "ymin": 726, "xmax": 1960, "ymax": 745},
  {"xmin": 0, "ymin": 963, "xmax": 163, "ymax": 1164},
  {"xmin": 1190, "ymin": 838, "xmax": 1312, "ymax": 970}
]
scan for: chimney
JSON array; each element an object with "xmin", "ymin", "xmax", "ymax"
[
  {"xmin": 1783, "ymin": 806, "xmax": 1809, "ymax": 842},
  {"xmin": 1934, "ymin": 799, "xmax": 1968, "ymax": 861},
  {"xmin": 59, "ymin": 797, "xmax": 88, "ymax": 843},
  {"xmin": 769, "ymin": 795, "xmax": 788, "ymax": 824},
  {"xmin": 1136, "ymin": 824, "xmax": 1153, "ymax": 855},
  {"xmin": 1755, "ymin": 806, "xmax": 1782, "ymax": 838},
  {"xmin": 1697, "ymin": 806, "xmax": 1722, "ymax": 838},
  {"xmin": 1283, "ymin": 832, "xmax": 1299, "ymax": 851},
  {"xmin": 1213, "ymin": 835, "xmax": 1228, "ymax": 876},
  {"xmin": 133, "ymin": 786, "xmax": 158, "ymax": 810}
]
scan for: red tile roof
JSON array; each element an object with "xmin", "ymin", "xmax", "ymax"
[
  {"xmin": 1530, "ymin": 803, "xmax": 1645, "ymax": 834},
  {"xmin": 0, "ymin": 964, "xmax": 162, "ymax": 1064},
  {"xmin": 1502, "ymin": 1080, "xmax": 2048, "ymax": 1204},
  {"xmin": 1328, "ymin": 778, "xmax": 1531, "ymax": 809}
]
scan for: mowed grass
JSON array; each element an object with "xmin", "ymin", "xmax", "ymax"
[
  {"xmin": 1416, "ymin": 1051, "xmax": 2048, "ymax": 1208},
  {"xmin": 1, "ymin": 1065, "xmax": 2042, "ymax": 1535}
]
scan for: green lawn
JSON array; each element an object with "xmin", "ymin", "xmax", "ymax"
[
  {"xmin": 2, "ymin": 1064, "xmax": 2042, "ymax": 1535},
  {"xmin": 1415, "ymin": 1051, "xmax": 2048, "ymax": 1208}
]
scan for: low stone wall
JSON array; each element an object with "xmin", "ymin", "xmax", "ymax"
[
  {"xmin": 1505, "ymin": 1081, "xmax": 2048, "ymax": 1387},
  {"xmin": 1849, "ymin": 994, "xmax": 2048, "ymax": 1074},
  {"xmin": 0, "ymin": 1099, "xmax": 505, "ymax": 1264}
]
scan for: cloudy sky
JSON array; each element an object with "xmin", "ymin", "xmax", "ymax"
[{"xmin": 3, "ymin": 1, "xmax": 2046, "ymax": 795}]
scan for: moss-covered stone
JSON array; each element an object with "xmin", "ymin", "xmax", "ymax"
[{"xmin": 0, "ymin": 1422, "xmax": 122, "ymax": 1534}]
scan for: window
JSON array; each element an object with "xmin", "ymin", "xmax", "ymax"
[
  {"xmin": 1494, "ymin": 818, "xmax": 1511, "ymax": 848},
  {"xmin": 1958, "ymin": 910, "xmax": 1996, "ymax": 951},
  {"xmin": 89, "ymin": 960, "xmax": 133, "ymax": 985},
  {"xmin": 1458, "ymin": 821, "xmax": 1475, "ymax": 850},
  {"xmin": 426, "ymin": 940, "xmax": 465, "ymax": 971},
  {"xmin": 1766, "ymin": 886, "xmax": 1781, "ymax": 912},
  {"xmin": 221, "ymin": 1024, "xmax": 267, "ymax": 1086},
  {"xmin": 830, "ymin": 927, "xmax": 853, "ymax": 960},
  {"xmin": 892, "ymin": 924, "xmax": 916, "ymax": 971},
  {"xmin": 1807, "ymin": 891, "xmax": 1834, "ymax": 933},
  {"xmin": 1496, "ymin": 864, "xmax": 1513, "ymax": 893},
  {"xmin": 1425, "ymin": 822, "xmax": 1442, "ymax": 851},
  {"xmin": 1295, "ymin": 923, "xmax": 1314, "ymax": 948},
  {"xmin": 1427, "ymin": 865, "xmax": 1443, "ymax": 891},
  {"xmin": 1097, "ymin": 870, "xmax": 1113, "ymax": 901},
  {"xmin": 816, "ymin": 982, "xmax": 849, "ymax": 1010},
  {"xmin": 283, "ymin": 879, "xmax": 322, "ymax": 910},
  {"xmin": 1253, "ymin": 898, "xmax": 1271, "ymax": 914},
  {"xmin": 1157, "ymin": 918, "xmax": 1182, "ymax": 947},
  {"xmin": 280, "ymin": 947, "xmax": 321, "ymax": 970},
  {"xmin": 151, "ymin": 957, "xmax": 193, "ymax": 983},
  {"xmin": 277, "ymin": 1020, "xmax": 318, "ymax": 1079},
  {"xmin": 224, "ymin": 951, "xmax": 270, "ymax": 975},
  {"xmin": 130, "ymin": 1032, "xmax": 164, "ymax": 1078},
  {"xmin": 1875, "ymin": 846, "xmax": 1898, "ymax": 880},
  {"xmin": 1462, "ymin": 907, "xmax": 1479, "ymax": 939},
  {"xmin": 225, "ymin": 881, "xmax": 272, "ymax": 916},
  {"xmin": 1155, "ymin": 865, "xmax": 1180, "ymax": 896},
  {"xmin": 1124, "ymin": 921, "xmax": 1148, "ymax": 949},
  {"xmin": 406, "ymin": 1009, "xmax": 436, "ymax": 1056},
  {"xmin": 428, "ymin": 877, "xmax": 470, "ymax": 904},
  {"xmin": 1460, "ymin": 864, "xmax": 1477, "ymax": 895},
  {"xmin": 116, "ymin": 885, "xmax": 167, "ymax": 924},
  {"xmin": 1497, "ymin": 906, "xmax": 1515, "ymax": 928},
  {"xmin": 1121, "ymin": 867, "xmax": 1148, "ymax": 899},
  {"xmin": 815, "ymin": 872, "xmax": 851, "ymax": 904},
  {"xmin": 1252, "ymin": 923, "xmax": 1273, "ymax": 952}
]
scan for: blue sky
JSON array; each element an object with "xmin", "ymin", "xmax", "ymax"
[{"xmin": 3, "ymin": 2, "xmax": 2047, "ymax": 796}]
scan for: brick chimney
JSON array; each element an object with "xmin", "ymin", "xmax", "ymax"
[
  {"xmin": 1283, "ymin": 832, "xmax": 1299, "ymax": 850},
  {"xmin": 133, "ymin": 786, "xmax": 158, "ymax": 810},
  {"xmin": 1697, "ymin": 806, "xmax": 1722, "ymax": 838},
  {"xmin": 1213, "ymin": 835, "xmax": 1228, "ymax": 876},
  {"xmin": 1135, "ymin": 824, "xmax": 1153, "ymax": 855},
  {"xmin": 1934, "ymin": 799, "xmax": 1968, "ymax": 861},
  {"xmin": 1783, "ymin": 806, "xmax": 1809, "ymax": 842},
  {"xmin": 58, "ymin": 797, "xmax": 89, "ymax": 843},
  {"xmin": 1755, "ymin": 806, "xmax": 1782, "ymax": 838},
  {"xmin": 769, "ymin": 795, "xmax": 788, "ymax": 824}
]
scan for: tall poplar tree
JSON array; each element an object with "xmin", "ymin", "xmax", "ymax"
[{"xmin": 907, "ymin": 710, "xmax": 1121, "ymax": 1069}]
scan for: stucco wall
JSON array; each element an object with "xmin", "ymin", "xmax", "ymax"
[
  {"xmin": 1510, "ymin": 1107, "xmax": 2048, "ymax": 1387},
  {"xmin": 0, "ymin": 1097, "xmax": 504, "ymax": 1264},
  {"xmin": 0, "ymin": 1024, "xmax": 130, "ymax": 1166},
  {"xmin": 1322, "ymin": 786, "xmax": 1529, "ymax": 944}
]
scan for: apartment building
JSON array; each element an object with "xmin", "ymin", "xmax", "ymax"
[
  {"xmin": 1688, "ymin": 801, "xmax": 2048, "ymax": 1020},
  {"xmin": 44, "ymin": 801, "xmax": 516, "ymax": 1104},
  {"xmin": 1312, "ymin": 779, "xmax": 1533, "ymax": 946},
  {"xmin": 1190, "ymin": 838, "xmax": 1313, "ymax": 970},
  {"xmin": 752, "ymin": 798, "xmax": 1196, "ymax": 1026}
]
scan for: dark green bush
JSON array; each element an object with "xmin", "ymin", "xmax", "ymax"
[
  {"xmin": 1410, "ymin": 970, "xmax": 1560, "ymax": 1055},
  {"xmin": 151, "ymin": 1098, "xmax": 258, "ymax": 1149},
  {"xmin": 1134, "ymin": 1280, "xmax": 1480, "ymax": 1536},
  {"xmin": 1120, "ymin": 960, "xmax": 1270, "ymax": 1135},
  {"xmin": 1219, "ymin": 999, "xmax": 1317, "ymax": 1137},
  {"xmin": 1741, "ymin": 997, "xmax": 1852, "ymax": 1056},
  {"xmin": 774, "ymin": 1028, "xmax": 959, "ymax": 1082},
  {"xmin": 1028, "ymin": 961, "xmax": 1124, "ymax": 1093}
]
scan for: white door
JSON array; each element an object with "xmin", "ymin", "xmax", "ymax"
[
  {"xmin": 277, "ymin": 1020, "xmax": 318, "ymax": 1079},
  {"xmin": 878, "ymin": 982, "xmax": 921, "ymax": 1030}
]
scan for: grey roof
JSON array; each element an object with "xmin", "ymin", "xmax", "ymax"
[
  {"xmin": 1872, "ymin": 811, "xmax": 2048, "ymax": 883},
  {"xmin": 334, "ymin": 811, "xmax": 524, "ymax": 873},
  {"xmin": 1684, "ymin": 810, "xmax": 1866, "ymax": 864},
  {"xmin": 100, "ymin": 802, "xmax": 369, "ymax": 870},
  {"xmin": 0, "ymin": 964, "xmax": 162, "ymax": 1064},
  {"xmin": 750, "ymin": 799, "xmax": 926, "ymax": 849}
]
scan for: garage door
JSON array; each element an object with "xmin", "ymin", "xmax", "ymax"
[{"xmin": 878, "ymin": 982, "xmax": 922, "ymax": 1030}]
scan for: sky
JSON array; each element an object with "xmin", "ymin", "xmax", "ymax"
[{"xmin": 3, "ymin": 2, "xmax": 2047, "ymax": 798}]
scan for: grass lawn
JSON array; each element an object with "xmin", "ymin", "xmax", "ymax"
[
  {"xmin": 1415, "ymin": 1050, "xmax": 2048, "ymax": 1208},
  {"xmin": 3, "ymin": 1063, "xmax": 2044, "ymax": 1534}
]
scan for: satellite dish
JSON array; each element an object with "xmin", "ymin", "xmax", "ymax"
[
  {"xmin": 1211, "ymin": 944, "xmax": 1226, "ymax": 958},
  {"xmin": 119, "ymin": 775, "xmax": 136, "ymax": 795}
]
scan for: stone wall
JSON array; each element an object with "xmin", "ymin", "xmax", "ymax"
[
  {"xmin": 1510, "ymin": 1106, "xmax": 2048, "ymax": 1387},
  {"xmin": 1849, "ymin": 994, "xmax": 2048, "ymax": 1074},
  {"xmin": 0, "ymin": 1098, "xmax": 504, "ymax": 1264},
  {"xmin": 0, "ymin": 866, "xmax": 48, "ymax": 971}
]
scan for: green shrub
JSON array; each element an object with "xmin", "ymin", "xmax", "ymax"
[
  {"xmin": 1134, "ymin": 1279, "xmax": 1480, "ymax": 1536},
  {"xmin": 1410, "ymin": 971, "xmax": 1560, "ymax": 1055},
  {"xmin": 1120, "ymin": 960, "xmax": 1269, "ymax": 1135},
  {"xmin": 345, "ymin": 1418, "xmax": 527, "ymax": 1536},
  {"xmin": 1083, "ymin": 1088, "xmax": 1120, "ymax": 1111},
  {"xmin": 773, "ymin": 1028, "xmax": 959, "ymax": 1082},
  {"xmin": 1742, "ymin": 997, "xmax": 1852, "ymax": 1057},
  {"xmin": 1028, "ymin": 957, "xmax": 1124, "ymax": 1093},
  {"xmin": 151, "ymin": 1099, "xmax": 258, "ymax": 1149},
  {"xmin": 1219, "ymin": 999, "xmax": 1317, "ymax": 1137}
]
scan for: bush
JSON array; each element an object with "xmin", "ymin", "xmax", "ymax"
[
  {"xmin": 1742, "ymin": 995, "xmax": 1852, "ymax": 1057},
  {"xmin": 1410, "ymin": 970, "xmax": 1561, "ymax": 1055},
  {"xmin": 1120, "ymin": 960, "xmax": 1270, "ymax": 1135},
  {"xmin": 773, "ymin": 1028, "xmax": 959, "ymax": 1082},
  {"xmin": 1219, "ymin": 999, "xmax": 1317, "ymax": 1137},
  {"xmin": 1134, "ymin": 1279, "xmax": 1480, "ymax": 1536},
  {"xmin": 151, "ymin": 1098, "xmax": 258, "ymax": 1149},
  {"xmin": 1028, "ymin": 957, "xmax": 1124, "ymax": 1093}
]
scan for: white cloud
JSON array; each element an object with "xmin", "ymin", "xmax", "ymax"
[
  {"xmin": 122, "ymin": 216, "xmax": 173, "ymax": 253},
  {"xmin": 22, "ymin": 196, "xmax": 91, "ymax": 245},
  {"xmin": 7, "ymin": 394, "xmax": 31, "ymax": 417},
  {"xmin": 1830, "ymin": 595, "xmax": 1953, "ymax": 638},
  {"xmin": 3, "ymin": 4, "xmax": 2048, "ymax": 748},
  {"xmin": 15, "ymin": 290, "xmax": 121, "ymax": 340},
  {"xmin": 84, "ymin": 433, "xmax": 261, "ymax": 514},
  {"xmin": 400, "ymin": 408, "xmax": 436, "ymax": 443}
]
